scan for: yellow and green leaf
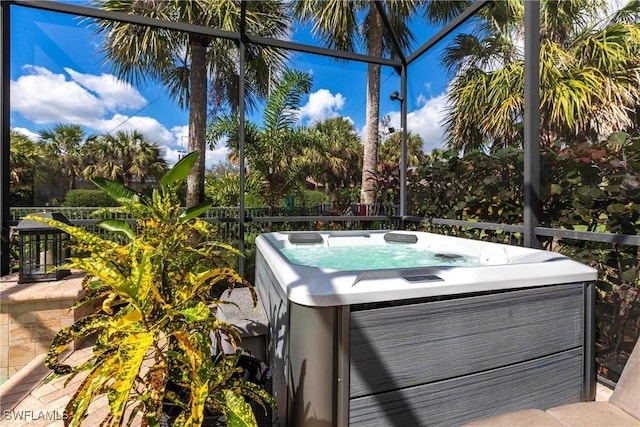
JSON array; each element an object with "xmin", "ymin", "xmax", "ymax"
[
  {"xmin": 107, "ymin": 332, "xmax": 154, "ymax": 424},
  {"xmin": 224, "ymin": 389, "xmax": 257, "ymax": 427}
]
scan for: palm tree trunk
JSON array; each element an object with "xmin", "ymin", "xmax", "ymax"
[
  {"xmin": 361, "ymin": 9, "xmax": 384, "ymax": 205},
  {"xmin": 186, "ymin": 36, "xmax": 208, "ymax": 208}
]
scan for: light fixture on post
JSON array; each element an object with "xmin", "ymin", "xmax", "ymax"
[
  {"xmin": 389, "ymin": 91, "xmax": 403, "ymax": 102},
  {"xmin": 15, "ymin": 212, "xmax": 71, "ymax": 283},
  {"xmin": 178, "ymin": 135, "xmax": 187, "ymax": 160}
]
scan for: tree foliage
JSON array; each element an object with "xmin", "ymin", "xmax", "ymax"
[
  {"xmin": 209, "ymin": 69, "xmax": 318, "ymax": 208},
  {"xmin": 62, "ymin": 189, "xmax": 118, "ymax": 207},
  {"xmin": 426, "ymin": 0, "xmax": 640, "ymax": 151},
  {"xmin": 94, "ymin": 0, "xmax": 291, "ymax": 208},
  {"xmin": 38, "ymin": 123, "xmax": 88, "ymax": 192},
  {"xmin": 12, "ymin": 124, "xmax": 171, "ymax": 205},
  {"xmin": 378, "ymin": 130, "xmax": 425, "ymax": 167},
  {"xmin": 205, "ymin": 170, "xmax": 261, "ymax": 208},
  {"xmin": 9, "ymin": 130, "xmax": 47, "ymax": 205},
  {"xmin": 306, "ymin": 117, "xmax": 363, "ymax": 198},
  {"xmin": 411, "ymin": 132, "xmax": 640, "ymax": 358},
  {"xmin": 293, "ymin": 0, "xmax": 425, "ymax": 204},
  {"xmin": 84, "ymin": 130, "xmax": 167, "ymax": 187}
]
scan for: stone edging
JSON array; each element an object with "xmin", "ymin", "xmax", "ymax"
[{"xmin": 0, "ymin": 353, "xmax": 49, "ymax": 412}]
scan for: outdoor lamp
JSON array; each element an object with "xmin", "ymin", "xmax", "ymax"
[
  {"xmin": 389, "ymin": 91, "xmax": 403, "ymax": 102},
  {"xmin": 15, "ymin": 212, "xmax": 71, "ymax": 283}
]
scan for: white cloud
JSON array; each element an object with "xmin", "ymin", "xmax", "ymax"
[
  {"xmin": 298, "ymin": 89, "xmax": 346, "ymax": 125},
  {"xmin": 164, "ymin": 146, "xmax": 230, "ymax": 169},
  {"xmin": 416, "ymin": 94, "xmax": 429, "ymax": 107},
  {"xmin": 12, "ymin": 66, "xmax": 148, "ymax": 125},
  {"xmin": 164, "ymin": 125, "xmax": 229, "ymax": 169},
  {"xmin": 10, "ymin": 65, "xmax": 192, "ymax": 165},
  {"xmin": 605, "ymin": 0, "xmax": 628, "ymax": 21},
  {"xmin": 11, "ymin": 65, "xmax": 106, "ymax": 124},
  {"xmin": 12, "ymin": 127, "xmax": 39, "ymax": 141},
  {"xmin": 342, "ymin": 116, "xmax": 355, "ymax": 127},
  {"xmin": 92, "ymin": 114, "xmax": 174, "ymax": 147},
  {"xmin": 65, "ymin": 68, "xmax": 146, "ymax": 111},
  {"xmin": 171, "ymin": 125, "xmax": 189, "ymax": 151},
  {"xmin": 206, "ymin": 146, "xmax": 231, "ymax": 168},
  {"xmin": 387, "ymin": 93, "xmax": 449, "ymax": 153}
]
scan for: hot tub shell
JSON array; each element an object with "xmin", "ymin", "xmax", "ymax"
[{"xmin": 254, "ymin": 230, "xmax": 598, "ymax": 426}]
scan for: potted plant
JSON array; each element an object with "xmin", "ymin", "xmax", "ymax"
[{"xmin": 27, "ymin": 152, "xmax": 274, "ymax": 426}]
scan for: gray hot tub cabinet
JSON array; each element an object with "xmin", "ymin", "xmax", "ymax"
[{"xmin": 254, "ymin": 231, "xmax": 596, "ymax": 426}]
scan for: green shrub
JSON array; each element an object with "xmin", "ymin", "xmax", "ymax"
[
  {"xmin": 63, "ymin": 189, "xmax": 118, "ymax": 207},
  {"xmin": 335, "ymin": 187, "xmax": 361, "ymax": 204},
  {"xmin": 9, "ymin": 189, "xmax": 33, "ymax": 206},
  {"xmin": 295, "ymin": 189, "xmax": 330, "ymax": 207}
]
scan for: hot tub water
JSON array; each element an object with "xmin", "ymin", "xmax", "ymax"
[{"xmin": 280, "ymin": 244, "xmax": 479, "ymax": 270}]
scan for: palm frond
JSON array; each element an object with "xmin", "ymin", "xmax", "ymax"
[
  {"xmin": 292, "ymin": 0, "xmax": 361, "ymax": 52},
  {"xmin": 423, "ymin": 0, "xmax": 473, "ymax": 26},
  {"xmin": 263, "ymin": 69, "xmax": 313, "ymax": 133},
  {"xmin": 609, "ymin": 0, "xmax": 640, "ymax": 24}
]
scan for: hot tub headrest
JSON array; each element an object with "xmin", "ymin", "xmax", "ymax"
[
  {"xmin": 384, "ymin": 232, "xmax": 418, "ymax": 244},
  {"xmin": 288, "ymin": 232, "xmax": 324, "ymax": 244}
]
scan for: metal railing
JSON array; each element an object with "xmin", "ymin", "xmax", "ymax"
[
  {"xmin": 8, "ymin": 205, "xmax": 400, "ymax": 243},
  {"xmin": 9, "ymin": 206, "xmax": 639, "ymax": 383},
  {"xmin": 11, "ymin": 206, "xmax": 640, "ymax": 249}
]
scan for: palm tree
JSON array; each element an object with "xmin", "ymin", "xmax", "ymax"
[
  {"xmin": 84, "ymin": 130, "xmax": 167, "ymax": 187},
  {"xmin": 9, "ymin": 130, "xmax": 50, "ymax": 205},
  {"xmin": 379, "ymin": 130, "xmax": 425, "ymax": 167},
  {"xmin": 94, "ymin": 0, "xmax": 290, "ymax": 208},
  {"xmin": 306, "ymin": 117, "xmax": 363, "ymax": 198},
  {"xmin": 209, "ymin": 69, "xmax": 316, "ymax": 208},
  {"xmin": 205, "ymin": 170, "xmax": 261, "ymax": 207},
  {"xmin": 9, "ymin": 130, "xmax": 38, "ymax": 189},
  {"xmin": 292, "ymin": 0, "xmax": 425, "ymax": 205},
  {"xmin": 38, "ymin": 123, "xmax": 87, "ymax": 193},
  {"xmin": 428, "ymin": 0, "xmax": 640, "ymax": 151}
]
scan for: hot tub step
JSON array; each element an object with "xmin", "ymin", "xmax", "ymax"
[{"xmin": 217, "ymin": 287, "xmax": 269, "ymax": 361}]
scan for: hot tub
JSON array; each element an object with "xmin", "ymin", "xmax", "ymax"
[{"xmin": 254, "ymin": 230, "xmax": 598, "ymax": 426}]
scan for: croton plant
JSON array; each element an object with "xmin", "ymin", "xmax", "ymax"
[{"xmin": 27, "ymin": 152, "xmax": 274, "ymax": 426}]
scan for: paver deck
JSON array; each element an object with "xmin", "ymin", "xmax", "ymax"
[
  {"xmin": 0, "ymin": 286, "xmax": 616, "ymax": 426},
  {"xmin": 0, "ymin": 343, "xmax": 614, "ymax": 427},
  {"xmin": 0, "ymin": 287, "xmax": 270, "ymax": 426},
  {"xmin": 0, "ymin": 340, "xmax": 102, "ymax": 426}
]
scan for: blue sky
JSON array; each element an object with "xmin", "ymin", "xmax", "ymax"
[{"xmin": 9, "ymin": 2, "xmax": 458, "ymax": 168}]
